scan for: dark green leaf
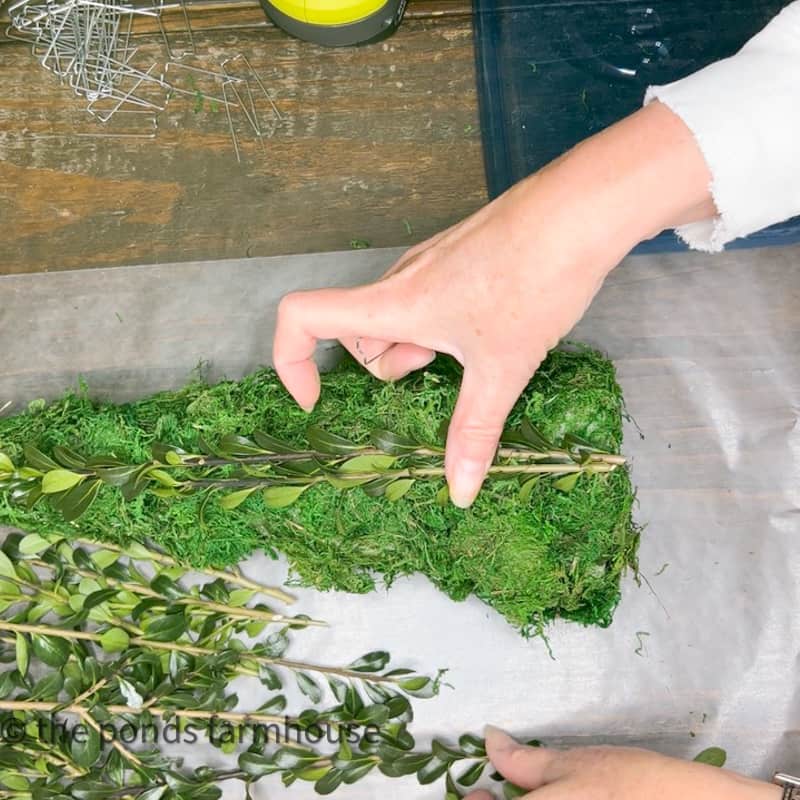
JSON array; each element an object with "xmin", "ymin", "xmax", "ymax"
[
  {"xmin": 218, "ymin": 435, "xmax": 266, "ymax": 457},
  {"xmin": 83, "ymin": 588, "xmax": 119, "ymax": 611},
  {"xmin": 71, "ymin": 726, "xmax": 101, "ymax": 768},
  {"xmin": 417, "ymin": 756, "xmax": 449, "ymax": 784},
  {"xmin": 262, "ymin": 630, "xmax": 289, "ymax": 658},
  {"xmin": 31, "ymin": 634, "xmax": 71, "ymax": 667},
  {"xmin": 458, "ymin": 734, "xmax": 486, "ymax": 758},
  {"xmin": 258, "ymin": 665, "xmax": 282, "ymax": 690},
  {"xmin": 348, "ymin": 651, "xmax": 390, "ymax": 673},
  {"xmin": 257, "ymin": 694, "xmax": 287, "ymax": 714},
  {"xmin": 306, "ymin": 426, "xmax": 360, "ymax": 455},
  {"xmin": 132, "ymin": 597, "xmax": 166, "ymax": 621},
  {"xmin": 432, "ymin": 740, "xmax": 463, "ymax": 762},
  {"xmin": 50, "ymin": 478, "xmax": 103, "ymax": 522},
  {"xmin": 52, "ymin": 445, "xmax": 87, "ymax": 470},
  {"xmin": 120, "ymin": 467, "xmax": 153, "ymax": 502},
  {"xmin": 328, "ymin": 678, "xmax": 348, "ymax": 703},
  {"xmin": 239, "ymin": 751, "xmax": 282, "ymax": 777},
  {"xmin": 142, "ymin": 610, "xmax": 186, "ymax": 642},
  {"xmin": 369, "ymin": 430, "xmax": 420, "ymax": 455},
  {"xmin": 361, "ymin": 476, "xmax": 395, "ymax": 497},
  {"xmin": 96, "ymin": 465, "xmax": 141, "ymax": 488},
  {"xmin": 562, "ymin": 433, "xmax": 603, "ymax": 454},
  {"xmin": 30, "ymin": 671, "xmax": 63, "ymax": 699},
  {"xmin": 23, "ymin": 445, "xmax": 59, "ymax": 472},
  {"xmin": 136, "ymin": 787, "xmax": 169, "ymax": 800},
  {"xmin": 252, "ymin": 431, "xmax": 294, "ymax": 454},
  {"xmin": 315, "ymin": 767, "xmax": 345, "ymax": 795},
  {"xmin": 503, "ymin": 782, "xmax": 528, "ymax": 799},
  {"xmin": 296, "ymin": 672, "xmax": 322, "ymax": 704},
  {"xmin": 520, "ymin": 419, "xmax": 553, "ymax": 451},
  {"xmin": 150, "ymin": 574, "xmax": 183, "ymax": 600},
  {"xmin": 342, "ymin": 759, "xmax": 376, "ymax": 783},
  {"xmin": 355, "ymin": 704, "xmax": 390, "ymax": 726},
  {"xmin": 273, "ymin": 747, "xmax": 319, "ymax": 770},
  {"xmin": 446, "ymin": 771, "xmax": 463, "ymax": 800},
  {"xmin": 456, "ymin": 760, "xmax": 486, "ymax": 787},
  {"xmin": 379, "ymin": 753, "xmax": 431, "ymax": 778}
]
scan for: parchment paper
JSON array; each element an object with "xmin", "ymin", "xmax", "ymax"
[{"xmin": 1, "ymin": 243, "xmax": 798, "ymax": 797}]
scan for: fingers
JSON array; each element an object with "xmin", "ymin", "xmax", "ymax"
[
  {"xmin": 273, "ymin": 284, "xmax": 408, "ymax": 412},
  {"xmin": 483, "ymin": 726, "xmax": 564, "ymax": 791},
  {"xmin": 340, "ymin": 336, "xmax": 436, "ymax": 381},
  {"xmin": 445, "ymin": 368, "xmax": 530, "ymax": 508}
]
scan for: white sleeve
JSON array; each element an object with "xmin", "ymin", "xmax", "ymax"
[{"xmin": 644, "ymin": 2, "xmax": 800, "ymax": 252}]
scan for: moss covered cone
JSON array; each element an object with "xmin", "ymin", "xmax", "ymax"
[{"xmin": 0, "ymin": 349, "xmax": 639, "ymax": 635}]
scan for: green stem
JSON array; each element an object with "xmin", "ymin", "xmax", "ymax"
[
  {"xmin": 29, "ymin": 559, "xmax": 317, "ymax": 627},
  {"xmin": 0, "ymin": 621, "xmax": 406, "ymax": 687},
  {"xmin": 72, "ymin": 537, "xmax": 294, "ymax": 604}
]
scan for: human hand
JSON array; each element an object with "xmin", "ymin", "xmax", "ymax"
[
  {"xmin": 273, "ymin": 102, "xmax": 714, "ymax": 507},
  {"xmin": 466, "ymin": 726, "xmax": 780, "ymax": 800}
]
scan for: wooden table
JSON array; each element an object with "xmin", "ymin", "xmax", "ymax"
[{"xmin": 0, "ymin": 0, "xmax": 486, "ymax": 274}]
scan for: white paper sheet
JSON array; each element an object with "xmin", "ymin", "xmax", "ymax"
[{"xmin": 1, "ymin": 244, "xmax": 798, "ymax": 797}]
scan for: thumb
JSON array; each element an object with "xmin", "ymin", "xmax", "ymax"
[
  {"xmin": 445, "ymin": 368, "xmax": 529, "ymax": 508},
  {"xmin": 483, "ymin": 725, "xmax": 559, "ymax": 791}
]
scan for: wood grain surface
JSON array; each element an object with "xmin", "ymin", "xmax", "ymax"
[{"xmin": 0, "ymin": 1, "xmax": 485, "ymax": 274}]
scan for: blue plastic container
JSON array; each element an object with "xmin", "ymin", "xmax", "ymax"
[{"xmin": 472, "ymin": 0, "xmax": 800, "ymax": 252}]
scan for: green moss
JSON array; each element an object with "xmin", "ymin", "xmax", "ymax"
[{"xmin": 0, "ymin": 349, "xmax": 639, "ymax": 635}]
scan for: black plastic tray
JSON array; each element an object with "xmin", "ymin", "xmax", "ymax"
[{"xmin": 472, "ymin": 0, "xmax": 800, "ymax": 252}]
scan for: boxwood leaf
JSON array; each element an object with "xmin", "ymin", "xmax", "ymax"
[
  {"xmin": 219, "ymin": 488, "xmax": 258, "ymax": 511},
  {"xmin": 99, "ymin": 627, "xmax": 130, "ymax": 653},
  {"xmin": 263, "ymin": 485, "xmax": 308, "ymax": 509},
  {"xmin": 348, "ymin": 651, "xmax": 390, "ymax": 672},
  {"xmin": 31, "ymin": 633, "xmax": 70, "ymax": 667},
  {"xmin": 23, "ymin": 445, "xmax": 59, "ymax": 472},
  {"xmin": 306, "ymin": 426, "xmax": 359, "ymax": 455},
  {"xmin": 71, "ymin": 726, "xmax": 101, "ymax": 768},
  {"xmin": 553, "ymin": 472, "xmax": 580, "ymax": 493},
  {"xmin": 340, "ymin": 455, "xmax": 397, "ymax": 473},
  {"xmin": 42, "ymin": 469, "xmax": 84, "ymax": 494},
  {"xmin": 15, "ymin": 633, "xmax": 28, "ymax": 677},
  {"xmin": 369, "ymin": 430, "xmax": 419, "ymax": 455},
  {"xmin": 694, "ymin": 747, "xmax": 727, "ymax": 767},
  {"xmin": 457, "ymin": 760, "xmax": 486, "ymax": 787},
  {"xmin": 296, "ymin": 671, "xmax": 322, "ymax": 704},
  {"xmin": 385, "ymin": 478, "xmax": 414, "ymax": 502}
]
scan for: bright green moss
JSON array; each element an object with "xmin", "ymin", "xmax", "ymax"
[{"xmin": 0, "ymin": 348, "xmax": 639, "ymax": 635}]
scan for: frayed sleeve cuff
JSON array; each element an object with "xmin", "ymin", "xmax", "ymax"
[{"xmin": 644, "ymin": 2, "xmax": 800, "ymax": 252}]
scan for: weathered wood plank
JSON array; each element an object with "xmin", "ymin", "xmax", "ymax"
[{"xmin": 0, "ymin": 10, "xmax": 485, "ymax": 274}]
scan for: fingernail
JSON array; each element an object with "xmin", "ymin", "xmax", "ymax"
[
  {"xmin": 450, "ymin": 458, "xmax": 488, "ymax": 508},
  {"xmin": 484, "ymin": 725, "xmax": 520, "ymax": 753},
  {"xmin": 301, "ymin": 402, "xmax": 316, "ymax": 414}
]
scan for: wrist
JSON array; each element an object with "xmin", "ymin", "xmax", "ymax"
[{"xmin": 525, "ymin": 100, "xmax": 717, "ymax": 260}]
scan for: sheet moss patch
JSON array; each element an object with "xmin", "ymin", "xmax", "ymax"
[{"xmin": 0, "ymin": 349, "xmax": 639, "ymax": 635}]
